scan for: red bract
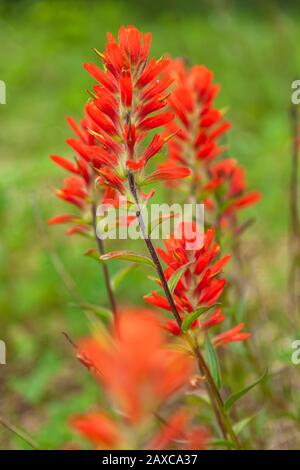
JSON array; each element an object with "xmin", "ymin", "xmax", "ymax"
[
  {"xmin": 145, "ymin": 223, "xmax": 250, "ymax": 347},
  {"xmin": 163, "ymin": 59, "xmax": 230, "ymax": 168},
  {"xmin": 214, "ymin": 323, "xmax": 251, "ymax": 348},
  {"xmin": 203, "ymin": 158, "xmax": 261, "ymax": 229},
  {"xmin": 49, "ymin": 107, "xmax": 121, "ymax": 235},
  {"xmin": 83, "ymin": 25, "xmax": 190, "ymax": 190},
  {"xmin": 145, "ymin": 224, "xmax": 228, "ymax": 314},
  {"xmin": 161, "ymin": 58, "xmax": 260, "ymax": 230}
]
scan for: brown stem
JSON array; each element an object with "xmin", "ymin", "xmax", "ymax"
[
  {"xmin": 128, "ymin": 171, "xmax": 240, "ymax": 447},
  {"xmin": 289, "ymin": 103, "xmax": 300, "ymax": 321},
  {"xmin": 91, "ymin": 203, "xmax": 118, "ymax": 318},
  {"xmin": 128, "ymin": 173, "xmax": 182, "ymax": 326}
]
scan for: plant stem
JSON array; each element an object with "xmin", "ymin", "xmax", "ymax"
[
  {"xmin": 289, "ymin": 103, "xmax": 300, "ymax": 322},
  {"xmin": 0, "ymin": 415, "xmax": 40, "ymax": 450},
  {"xmin": 128, "ymin": 172, "xmax": 240, "ymax": 447},
  {"xmin": 190, "ymin": 337, "xmax": 240, "ymax": 449},
  {"xmin": 91, "ymin": 203, "xmax": 118, "ymax": 319},
  {"xmin": 128, "ymin": 173, "xmax": 182, "ymax": 326}
]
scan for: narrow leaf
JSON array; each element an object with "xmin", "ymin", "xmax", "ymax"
[
  {"xmin": 204, "ymin": 334, "xmax": 222, "ymax": 390},
  {"xmin": 80, "ymin": 303, "xmax": 112, "ymax": 321},
  {"xmin": 168, "ymin": 261, "xmax": 192, "ymax": 295},
  {"xmin": 100, "ymin": 250, "xmax": 154, "ymax": 268},
  {"xmin": 211, "ymin": 439, "xmax": 237, "ymax": 450},
  {"xmin": 111, "ymin": 264, "xmax": 138, "ymax": 292},
  {"xmin": 224, "ymin": 369, "xmax": 268, "ymax": 412},
  {"xmin": 233, "ymin": 415, "xmax": 256, "ymax": 435},
  {"xmin": 181, "ymin": 304, "xmax": 218, "ymax": 333},
  {"xmin": 186, "ymin": 391, "xmax": 210, "ymax": 406},
  {"xmin": 148, "ymin": 213, "xmax": 177, "ymax": 237}
]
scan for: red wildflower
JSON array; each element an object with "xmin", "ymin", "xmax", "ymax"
[
  {"xmin": 71, "ymin": 308, "xmax": 205, "ymax": 450},
  {"xmin": 82, "ymin": 26, "xmax": 190, "ymax": 192},
  {"xmin": 145, "ymin": 223, "xmax": 250, "ymax": 347},
  {"xmin": 145, "ymin": 224, "xmax": 228, "ymax": 315},
  {"xmin": 76, "ymin": 308, "xmax": 193, "ymax": 424},
  {"xmin": 161, "ymin": 58, "xmax": 260, "ymax": 231},
  {"xmin": 50, "ymin": 28, "xmax": 192, "ymax": 235}
]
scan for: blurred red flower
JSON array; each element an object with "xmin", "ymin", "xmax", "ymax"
[
  {"xmin": 163, "ymin": 59, "xmax": 230, "ymax": 167},
  {"xmin": 149, "ymin": 409, "xmax": 210, "ymax": 450},
  {"xmin": 160, "ymin": 58, "xmax": 260, "ymax": 230},
  {"xmin": 70, "ymin": 308, "xmax": 213, "ymax": 449},
  {"xmin": 75, "ymin": 307, "xmax": 192, "ymax": 417}
]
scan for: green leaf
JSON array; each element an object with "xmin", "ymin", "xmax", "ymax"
[
  {"xmin": 233, "ymin": 415, "xmax": 256, "ymax": 435},
  {"xmin": 148, "ymin": 212, "xmax": 177, "ymax": 237},
  {"xmin": 204, "ymin": 334, "xmax": 222, "ymax": 390},
  {"xmin": 211, "ymin": 439, "xmax": 238, "ymax": 450},
  {"xmin": 80, "ymin": 303, "xmax": 112, "ymax": 321},
  {"xmin": 100, "ymin": 250, "xmax": 154, "ymax": 268},
  {"xmin": 224, "ymin": 369, "xmax": 268, "ymax": 412},
  {"xmin": 111, "ymin": 264, "xmax": 138, "ymax": 291},
  {"xmin": 181, "ymin": 304, "xmax": 218, "ymax": 333},
  {"xmin": 186, "ymin": 391, "xmax": 210, "ymax": 406},
  {"xmin": 167, "ymin": 261, "xmax": 192, "ymax": 295}
]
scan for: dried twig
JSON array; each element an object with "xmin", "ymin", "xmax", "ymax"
[{"xmin": 0, "ymin": 415, "xmax": 40, "ymax": 450}]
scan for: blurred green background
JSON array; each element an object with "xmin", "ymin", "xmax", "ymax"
[{"xmin": 0, "ymin": 0, "xmax": 299, "ymax": 449}]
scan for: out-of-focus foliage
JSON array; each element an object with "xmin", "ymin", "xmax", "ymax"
[{"xmin": 0, "ymin": 0, "xmax": 299, "ymax": 449}]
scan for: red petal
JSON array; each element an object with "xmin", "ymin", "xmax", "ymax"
[
  {"xmin": 145, "ymin": 166, "xmax": 190, "ymax": 183},
  {"xmin": 83, "ymin": 63, "xmax": 118, "ymax": 93},
  {"xmin": 48, "ymin": 214, "xmax": 75, "ymax": 225},
  {"xmin": 138, "ymin": 112, "xmax": 174, "ymax": 131},
  {"xmin": 50, "ymin": 155, "xmax": 79, "ymax": 174}
]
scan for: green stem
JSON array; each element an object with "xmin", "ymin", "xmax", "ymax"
[{"xmin": 91, "ymin": 203, "xmax": 118, "ymax": 319}]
